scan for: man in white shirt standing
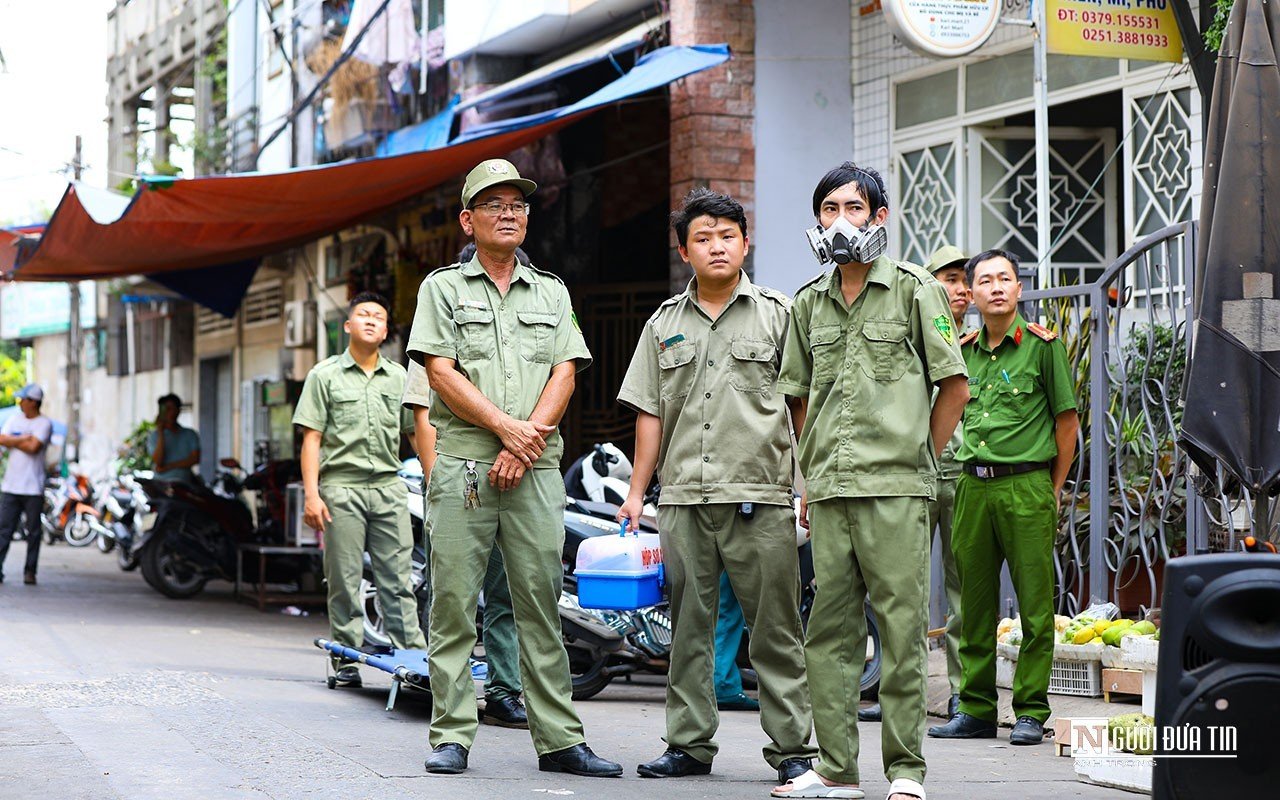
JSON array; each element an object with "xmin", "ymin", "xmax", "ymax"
[{"xmin": 0, "ymin": 384, "xmax": 54, "ymax": 585}]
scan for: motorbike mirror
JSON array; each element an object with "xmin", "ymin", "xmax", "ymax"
[{"xmin": 219, "ymin": 458, "xmax": 242, "ymax": 470}]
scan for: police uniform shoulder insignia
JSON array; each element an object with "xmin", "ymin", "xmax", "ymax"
[
  {"xmin": 1026, "ymin": 322, "xmax": 1058, "ymax": 342},
  {"xmin": 959, "ymin": 329, "xmax": 981, "ymax": 347},
  {"xmin": 932, "ymin": 314, "xmax": 955, "ymax": 345}
]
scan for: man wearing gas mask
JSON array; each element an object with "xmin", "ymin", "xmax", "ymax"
[{"xmin": 773, "ymin": 163, "xmax": 969, "ymax": 800}]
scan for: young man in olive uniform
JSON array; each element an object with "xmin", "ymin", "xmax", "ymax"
[
  {"xmin": 773, "ymin": 164, "xmax": 969, "ymax": 800},
  {"xmin": 928, "ymin": 249, "xmax": 1079, "ymax": 746},
  {"xmin": 616, "ymin": 188, "xmax": 818, "ymax": 784},
  {"xmin": 294, "ymin": 292, "xmax": 425, "ymax": 687},
  {"xmin": 407, "ymin": 159, "xmax": 621, "ymax": 778},
  {"xmin": 859, "ymin": 244, "xmax": 972, "ymax": 726},
  {"xmin": 401, "ymin": 359, "xmax": 526, "ymax": 728}
]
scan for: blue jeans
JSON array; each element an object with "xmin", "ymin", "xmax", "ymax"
[{"xmin": 714, "ymin": 571, "xmax": 746, "ymax": 699}]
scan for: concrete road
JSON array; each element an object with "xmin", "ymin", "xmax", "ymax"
[{"xmin": 0, "ymin": 543, "xmax": 1129, "ymax": 799}]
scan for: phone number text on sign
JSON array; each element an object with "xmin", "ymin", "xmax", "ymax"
[{"xmin": 1046, "ymin": 0, "xmax": 1183, "ymax": 63}]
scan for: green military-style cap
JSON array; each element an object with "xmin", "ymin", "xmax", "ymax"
[
  {"xmin": 461, "ymin": 158, "xmax": 537, "ymax": 208},
  {"xmin": 926, "ymin": 244, "xmax": 968, "ymax": 275}
]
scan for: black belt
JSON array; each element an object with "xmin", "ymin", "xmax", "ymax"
[{"xmin": 963, "ymin": 462, "xmax": 1051, "ymax": 479}]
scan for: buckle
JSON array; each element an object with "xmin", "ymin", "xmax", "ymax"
[{"xmin": 975, "ymin": 465, "xmax": 994, "ymax": 479}]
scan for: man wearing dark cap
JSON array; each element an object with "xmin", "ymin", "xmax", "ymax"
[
  {"xmin": 0, "ymin": 384, "xmax": 53, "ymax": 585},
  {"xmin": 407, "ymin": 159, "xmax": 621, "ymax": 778}
]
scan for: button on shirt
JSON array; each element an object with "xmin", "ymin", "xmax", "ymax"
[
  {"xmin": 405, "ymin": 256, "xmax": 592, "ymax": 468},
  {"xmin": 292, "ymin": 351, "xmax": 415, "ymax": 487},
  {"xmin": 777, "ymin": 257, "xmax": 968, "ymax": 502},
  {"xmin": 1, "ymin": 413, "xmax": 52, "ymax": 496},
  {"xmin": 955, "ymin": 314, "xmax": 1076, "ymax": 465},
  {"xmin": 617, "ymin": 272, "xmax": 794, "ymax": 507}
]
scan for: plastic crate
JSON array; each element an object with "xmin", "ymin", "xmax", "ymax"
[{"xmin": 1049, "ymin": 658, "xmax": 1103, "ymax": 697}]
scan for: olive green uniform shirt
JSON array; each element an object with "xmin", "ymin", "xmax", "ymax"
[
  {"xmin": 777, "ymin": 256, "xmax": 968, "ymax": 503},
  {"xmin": 617, "ymin": 271, "xmax": 794, "ymax": 507},
  {"xmin": 955, "ymin": 314, "xmax": 1076, "ymax": 465},
  {"xmin": 292, "ymin": 350, "xmax": 415, "ymax": 487},
  {"xmin": 405, "ymin": 255, "xmax": 592, "ymax": 468}
]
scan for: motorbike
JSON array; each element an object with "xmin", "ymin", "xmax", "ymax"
[
  {"xmin": 90, "ymin": 471, "xmax": 151, "ymax": 556},
  {"xmin": 134, "ymin": 458, "xmax": 300, "ymax": 599},
  {"xmin": 36, "ymin": 473, "xmax": 98, "ymax": 547}
]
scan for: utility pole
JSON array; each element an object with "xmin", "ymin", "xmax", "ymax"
[{"xmin": 67, "ymin": 136, "xmax": 82, "ymax": 465}]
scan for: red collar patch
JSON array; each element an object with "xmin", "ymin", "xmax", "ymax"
[{"xmin": 1014, "ymin": 326, "xmax": 1023, "ymax": 345}]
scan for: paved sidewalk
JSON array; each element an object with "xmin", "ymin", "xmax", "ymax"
[{"xmin": 0, "ymin": 544, "xmax": 1133, "ymax": 799}]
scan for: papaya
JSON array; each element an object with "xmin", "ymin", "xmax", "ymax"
[
  {"xmin": 1073, "ymin": 627, "xmax": 1097, "ymax": 644},
  {"xmin": 1132, "ymin": 620, "xmax": 1156, "ymax": 636}
]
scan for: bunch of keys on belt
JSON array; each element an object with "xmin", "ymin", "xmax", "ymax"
[{"xmin": 463, "ymin": 460, "xmax": 482, "ymax": 509}]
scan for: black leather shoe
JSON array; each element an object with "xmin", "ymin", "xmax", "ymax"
[
  {"xmin": 539, "ymin": 743, "xmax": 623, "ymax": 777},
  {"xmin": 857, "ymin": 703, "xmax": 881, "ymax": 722},
  {"xmin": 424, "ymin": 743, "xmax": 469, "ymax": 774},
  {"xmin": 1010, "ymin": 715, "xmax": 1045, "ymax": 745},
  {"xmin": 776, "ymin": 758, "xmax": 811, "ymax": 783},
  {"xmin": 482, "ymin": 694, "xmax": 529, "ymax": 729},
  {"xmin": 333, "ymin": 665, "xmax": 362, "ymax": 688},
  {"xmin": 947, "ymin": 693, "xmax": 961, "ymax": 719},
  {"xmin": 637, "ymin": 749, "xmax": 712, "ymax": 778},
  {"xmin": 927, "ymin": 712, "xmax": 997, "ymax": 739}
]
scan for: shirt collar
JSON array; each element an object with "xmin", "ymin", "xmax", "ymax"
[
  {"xmin": 339, "ymin": 349, "xmax": 388, "ymax": 373},
  {"xmin": 975, "ymin": 313, "xmax": 1027, "ymax": 352},
  {"xmin": 823, "ymin": 255, "xmax": 894, "ymax": 304},
  {"xmin": 682, "ymin": 269, "xmax": 756, "ymax": 309},
  {"xmin": 461, "ymin": 253, "xmax": 531, "ymax": 284}
]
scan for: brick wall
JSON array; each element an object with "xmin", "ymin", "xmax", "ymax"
[{"xmin": 668, "ymin": 0, "xmax": 755, "ymax": 288}]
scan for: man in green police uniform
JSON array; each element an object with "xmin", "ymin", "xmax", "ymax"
[
  {"xmin": 294, "ymin": 292, "xmax": 425, "ymax": 688},
  {"xmin": 402, "ymin": 358, "xmax": 526, "ymax": 728},
  {"xmin": 772, "ymin": 163, "xmax": 969, "ymax": 800},
  {"xmin": 615, "ymin": 188, "xmax": 818, "ymax": 783},
  {"xmin": 407, "ymin": 159, "xmax": 621, "ymax": 778},
  {"xmin": 927, "ymin": 249, "xmax": 1078, "ymax": 746},
  {"xmin": 858, "ymin": 244, "xmax": 972, "ymax": 726}
]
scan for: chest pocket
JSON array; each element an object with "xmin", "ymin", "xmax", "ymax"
[
  {"xmin": 454, "ymin": 307, "xmax": 495, "ymax": 360},
  {"xmin": 809, "ymin": 324, "xmax": 844, "ymax": 385},
  {"xmin": 378, "ymin": 391, "xmax": 401, "ymax": 427},
  {"xmin": 993, "ymin": 375, "xmax": 1037, "ymax": 417},
  {"xmin": 517, "ymin": 310, "xmax": 557, "ymax": 363},
  {"xmin": 728, "ymin": 337, "xmax": 777, "ymax": 394},
  {"xmin": 331, "ymin": 389, "xmax": 363, "ymax": 425},
  {"xmin": 859, "ymin": 319, "xmax": 912, "ymax": 381},
  {"xmin": 658, "ymin": 342, "xmax": 697, "ymax": 402}
]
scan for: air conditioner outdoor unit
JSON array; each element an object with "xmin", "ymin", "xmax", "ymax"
[{"xmin": 283, "ymin": 300, "xmax": 316, "ymax": 348}]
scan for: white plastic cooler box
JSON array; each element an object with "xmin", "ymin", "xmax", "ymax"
[{"xmin": 574, "ymin": 525, "xmax": 664, "ymax": 610}]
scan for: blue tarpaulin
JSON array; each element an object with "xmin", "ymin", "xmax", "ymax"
[{"xmin": 380, "ymin": 44, "xmax": 731, "ymax": 154}]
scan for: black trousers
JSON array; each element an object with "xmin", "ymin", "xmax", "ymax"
[{"xmin": 0, "ymin": 492, "xmax": 44, "ymax": 579}]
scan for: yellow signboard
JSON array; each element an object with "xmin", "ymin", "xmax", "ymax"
[{"xmin": 1046, "ymin": 0, "xmax": 1184, "ymax": 63}]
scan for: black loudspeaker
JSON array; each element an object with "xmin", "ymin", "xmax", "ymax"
[{"xmin": 1153, "ymin": 553, "xmax": 1280, "ymax": 798}]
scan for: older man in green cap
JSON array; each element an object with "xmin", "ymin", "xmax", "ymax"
[{"xmin": 408, "ymin": 159, "xmax": 622, "ymax": 778}]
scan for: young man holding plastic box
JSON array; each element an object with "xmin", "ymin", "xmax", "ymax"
[{"xmin": 616, "ymin": 188, "xmax": 818, "ymax": 784}]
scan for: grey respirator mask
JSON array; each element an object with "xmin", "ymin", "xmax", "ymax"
[{"xmin": 805, "ymin": 215, "xmax": 888, "ymax": 266}]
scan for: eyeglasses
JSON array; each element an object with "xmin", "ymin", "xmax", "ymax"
[{"xmin": 470, "ymin": 201, "xmax": 530, "ymax": 217}]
